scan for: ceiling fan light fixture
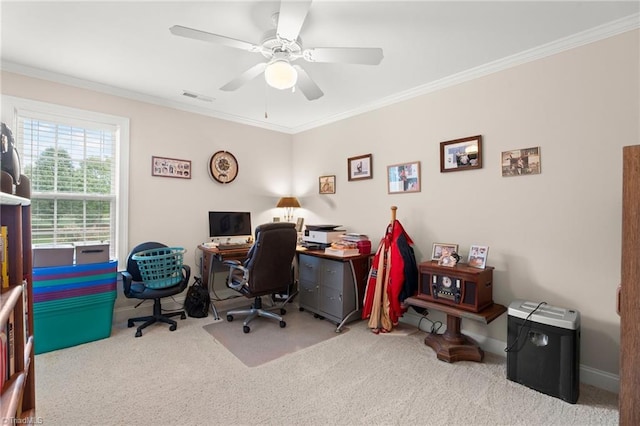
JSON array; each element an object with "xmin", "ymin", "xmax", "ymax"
[{"xmin": 264, "ymin": 59, "xmax": 298, "ymax": 90}]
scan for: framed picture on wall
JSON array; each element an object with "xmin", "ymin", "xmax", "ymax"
[
  {"xmin": 440, "ymin": 135, "xmax": 483, "ymax": 172},
  {"xmin": 501, "ymin": 147, "xmax": 541, "ymax": 177},
  {"xmin": 151, "ymin": 156, "xmax": 191, "ymax": 179},
  {"xmin": 348, "ymin": 154, "xmax": 373, "ymax": 181},
  {"xmin": 387, "ymin": 161, "xmax": 421, "ymax": 193},
  {"xmin": 319, "ymin": 175, "xmax": 336, "ymax": 194}
]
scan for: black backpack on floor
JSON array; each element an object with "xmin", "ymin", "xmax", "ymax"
[{"xmin": 184, "ymin": 277, "xmax": 211, "ymax": 318}]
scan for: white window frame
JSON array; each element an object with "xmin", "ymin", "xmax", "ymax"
[{"xmin": 1, "ymin": 95, "xmax": 129, "ymax": 267}]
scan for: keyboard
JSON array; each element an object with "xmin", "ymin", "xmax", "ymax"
[{"xmin": 217, "ymin": 243, "xmax": 252, "ymax": 251}]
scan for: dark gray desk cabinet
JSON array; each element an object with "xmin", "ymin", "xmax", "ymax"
[{"xmin": 297, "ymin": 251, "xmax": 371, "ymax": 332}]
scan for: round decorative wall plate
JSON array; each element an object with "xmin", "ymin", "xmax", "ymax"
[{"xmin": 208, "ymin": 150, "xmax": 238, "ymax": 184}]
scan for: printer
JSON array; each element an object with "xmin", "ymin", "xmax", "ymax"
[{"xmin": 302, "ymin": 225, "xmax": 345, "ymax": 246}]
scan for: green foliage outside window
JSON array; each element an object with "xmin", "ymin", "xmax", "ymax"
[{"xmin": 24, "ymin": 146, "xmax": 113, "ymax": 245}]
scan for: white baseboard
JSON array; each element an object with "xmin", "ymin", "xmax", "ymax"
[
  {"xmin": 580, "ymin": 364, "xmax": 620, "ymax": 394},
  {"xmin": 400, "ymin": 310, "xmax": 620, "ymax": 394},
  {"xmin": 112, "ymin": 301, "xmax": 621, "ymax": 393}
]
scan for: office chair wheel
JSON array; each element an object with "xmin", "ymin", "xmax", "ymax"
[
  {"xmin": 227, "ymin": 314, "xmax": 234, "ymax": 322},
  {"xmin": 170, "ymin": 324, "xmax": 177, "ymax": 332},
  {"xmin": 243, "ymin": 325, "xmax": 250, "ymax": 334},
  {"xmin": 299, "ymin": 307, "xmax": 305, "ymax": 312},
  {"xmin": 135, "ymin": 330, "xmax": 142, "ymax": 338},
  {"xmin": 180, "ymin": 312, "xmax": 186, "ymax": 320},
  {"xmin": 280, "ymin": 308, "xmax": 286, "ymax": 315},
  {"xmin": 280, "ymin": 320, "xmax": 286, "ymax": 328}
]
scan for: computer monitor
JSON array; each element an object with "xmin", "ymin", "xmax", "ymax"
[{"xmin": 208, "ymin": 211, "xmax": 252, "ymax": 240}]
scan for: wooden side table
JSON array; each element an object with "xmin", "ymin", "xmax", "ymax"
[{"xmin": 404, "ymin": 296, "xmax": 506, "ymax": 363}]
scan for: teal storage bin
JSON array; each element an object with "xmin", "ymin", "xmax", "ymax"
[{"xmin": 33, "ymin": 291, "xmax": 116, "ymax": 354}]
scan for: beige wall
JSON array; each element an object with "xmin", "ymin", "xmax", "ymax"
[
  {"xmin": 292, "ymin": 29, "xmax": 639, "ymax": 379},
  {"xmin": 1, "ymin": 29, "xmax": 638, "ymax": 385},
  {"xmin": 0, "ymin": 70, "xmax": 293, "ymax": 307}
]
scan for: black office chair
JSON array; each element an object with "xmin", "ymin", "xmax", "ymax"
[
  {"xmin": 224, "ymin": 222, "xmax": 297, "ymax": 333},
  {"xmin": 121, "ymin": 242, "xmax": 191, "ymax": 337}
]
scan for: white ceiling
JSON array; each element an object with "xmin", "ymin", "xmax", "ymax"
[{"xmin": 1, "ymin": 1, "xmax": 638, "ymax": 134}]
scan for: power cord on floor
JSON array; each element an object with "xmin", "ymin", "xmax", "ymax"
[
  {"xmin": 210, "ymin": 283, "xmax": 239, "ymax": 302},
  {"xmin": 417, "ymin": 310, "xmax": 443, "ymax": 334},
  {"xmin": 135, "ymin": 298, "xmax": 182, "ymax": 314}
]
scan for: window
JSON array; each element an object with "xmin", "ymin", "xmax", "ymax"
[{"xmin": 2, "ymin": 96, "xmax": 129, "ymax": 266}]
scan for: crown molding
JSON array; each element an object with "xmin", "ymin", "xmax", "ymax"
[
  {"xmin": 0, "ymin": 61, "xmax": 295, "ymax": 134},
  {"xmin": 2, "ymin": 13, "xmax": 637, "ymax": 135},
  {"xmin": 290, "ymin": 13, "xmax": 640, "ymax": 134}
]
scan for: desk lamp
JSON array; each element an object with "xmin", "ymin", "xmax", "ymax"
[{"xmin": 276, "ymin": 196, "xmax": 301, "ymax": 222}]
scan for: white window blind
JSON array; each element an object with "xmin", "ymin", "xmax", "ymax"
[
  {"xmin": 17, "ymin": 116, "xmax": 117, "ymax": 250},
  {"xmin": 2, "ymin": 96, "xmax": 130, "ymax": 266}
]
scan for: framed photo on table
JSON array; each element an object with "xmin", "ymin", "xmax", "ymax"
[
  {"xmin": 431, "ymin": 243, "xmax": 459, "ymax": 261},
  {"xmin": 440, "ymin": 135, "xmax": 483, "ymax": 172},
  {"xmin": 387, "ymin": 161, "xmax": 421, "ymax": 194},
  {"xmin": 348, "ymin": 154, "xmax": 373, "ymax": 181},
  {"xmin": 468, "ymin": 245, "xmax": 489, "ymax": 269}
]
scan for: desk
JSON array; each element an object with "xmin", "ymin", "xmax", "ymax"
[
  {"xmin": 198, "ymin": 244, "xmax": 251, "ymax": 319},
  {"xmin": 198, "ymin": 244, "xmax": 250, "ymax": 288},
  {"xmin": 404, "ymin": 297, "xmax": 506, "ymax": 363},
  {"xmin": 296, "ymin": 249, "xmax": 372, "ymax": 332}
]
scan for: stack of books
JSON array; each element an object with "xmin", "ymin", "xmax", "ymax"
[
  {"xmin": 324, "ymin": 246, "xmax": 360, "ymax": 257},
  {"xmin": 324, "ymin": 233, "xmax": 369, "ymax": 257},
  {"xmin": 343, "ymin": 233, "xmax": 372, "ymax": 255},
  {"xmin": 341, "ymin": 233, "xmax": 369, "ymax": 242}
]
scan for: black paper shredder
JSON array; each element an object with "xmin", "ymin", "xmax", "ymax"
[{"xmin": 506, "ymin": 300, "xmax": 580, "ymax": 404}]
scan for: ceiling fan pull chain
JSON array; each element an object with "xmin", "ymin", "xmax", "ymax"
[{"xmin": 264, "ymin": 82, "xmax": 269, "ymax": 119}]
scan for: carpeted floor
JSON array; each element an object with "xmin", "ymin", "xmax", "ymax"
[
  {"xmin": 203, "ymin": 306, "xmax": 349, "ymax": 367},
  {"xmin": 34, "ymin": 299, "xmax": 619, "ymax": 425}
]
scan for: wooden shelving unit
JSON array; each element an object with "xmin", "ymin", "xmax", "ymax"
[{"xmin": 1, "ymin": 189, "xmax": 35, "ymax": 422}]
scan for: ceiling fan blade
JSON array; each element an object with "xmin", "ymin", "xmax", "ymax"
[
  {"xmin": 293, "ymin": 65, "xmax": 323, "ymax": 101},
  {"xmin": 220, "ymin": 62, "xmax": 268, "ymax": 91},
  {"xmin": 276, "ymin": 0, "xmax": 312, "ymax": 42},
  {"xmin": 303, "ymin": 47, "xmax": 384, "ymax": 65},
  {"xmin": 170, "ymin": 25, "xmax": 258, "ymax": 52}
]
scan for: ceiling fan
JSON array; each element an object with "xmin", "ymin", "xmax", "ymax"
[{"xmin": 169, "ymin": 0, "xmax": 383, "ymax": 101}]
